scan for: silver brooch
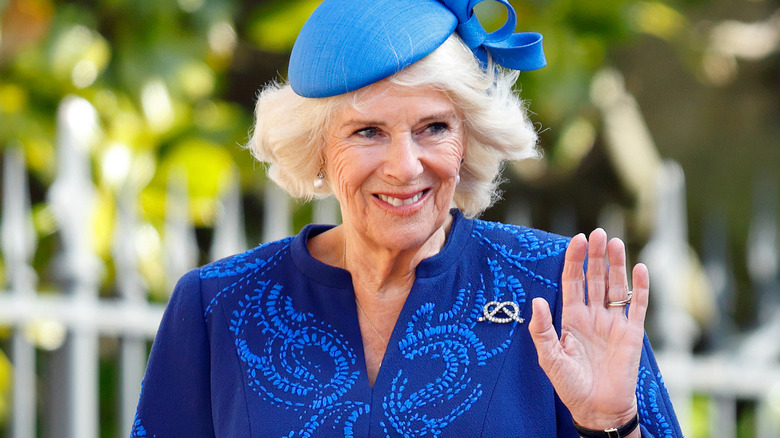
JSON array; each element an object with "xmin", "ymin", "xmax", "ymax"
[{"xmin": 477, "ymin": 301, "xmax": 525, "ymax": 324}]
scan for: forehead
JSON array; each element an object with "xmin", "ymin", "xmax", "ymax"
[{"xmin": 336, "ymin": 82, "xmax": 459, "ymax": 123}]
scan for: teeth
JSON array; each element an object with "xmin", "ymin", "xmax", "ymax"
[{"xmin": 379, "ymin": 192, "xmax": 423, "ymax": 207}]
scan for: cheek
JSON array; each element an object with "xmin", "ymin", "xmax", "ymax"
[
  {"xmin": 326, "ymin": 147, "xmax": 371, "ymax": 203},
  {"xmin": 433, "ymin": 141, "xmax": 466, "ymax": 179}
]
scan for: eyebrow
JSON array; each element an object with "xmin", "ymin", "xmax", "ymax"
[{"xmin": 340, "ymin": 111, "xmax": 459, "ymax": 129}]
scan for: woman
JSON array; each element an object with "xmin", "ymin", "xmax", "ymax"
[{"xmin": 132, "ymin": 0, "xmax": 682, "ymax": 437}]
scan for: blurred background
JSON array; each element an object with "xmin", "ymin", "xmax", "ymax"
[{"xmin": 0, "ymin": 0, "xmax": 778, "ymax": 436}]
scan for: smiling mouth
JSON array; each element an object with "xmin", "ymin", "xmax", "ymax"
[{"xmin": 376, "ymin": 190, "xmax": 427, "ymax": 207}]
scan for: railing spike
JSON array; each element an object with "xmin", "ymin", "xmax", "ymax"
[
  {"xmin": 211, "ymin": 167, "xmax": 248, "ymax": 261},
  {"xmin": 164, "ymin": 168, "xmax": 198, "ymax": 292},
  {"xmin": 1, "ymin": 144, "xmax": 38, "ymax": 438}
]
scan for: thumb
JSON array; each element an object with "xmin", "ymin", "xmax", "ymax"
[{"xmin": 528, "ymin": 297, "xmax": 562, "ymax": 369}]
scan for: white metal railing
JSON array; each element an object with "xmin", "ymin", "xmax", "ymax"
[
  {"xmin": 1, "ymin": 92, "xmax": 779, "ymax": 437},
  {"xmin": 645, "ymin": 163, "xmax": 780, "ymax": 437}
]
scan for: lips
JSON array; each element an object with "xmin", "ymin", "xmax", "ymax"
[{"xmin": 376, "ymin": 190, "xmax": 426, "ymax": 207}]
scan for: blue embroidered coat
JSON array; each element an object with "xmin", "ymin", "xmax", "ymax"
[{"xmin": 131, "ymin": 210, "xmax": 682, "ymax": 437}]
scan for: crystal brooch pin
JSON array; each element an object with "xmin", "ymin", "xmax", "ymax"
[{"xmin": 478, "ymin": 300, "xmax": 525, "ymax": 324}]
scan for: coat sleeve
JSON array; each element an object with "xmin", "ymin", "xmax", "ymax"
[
  {"xmin": 130, "ymin": 268, "xmax": 216, "ymax": 438},
  {"xmin": 634, "ymin": 334, "xmax": 684, "ymax": 437}
]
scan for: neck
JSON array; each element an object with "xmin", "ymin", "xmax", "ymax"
[{"xmin": 343, "ymin": 215, "xmax": 452, "ymax": 301}]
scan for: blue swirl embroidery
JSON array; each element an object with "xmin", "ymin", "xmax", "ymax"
[
  {"xmin": 130, "ymin": 419, "xmax": 153, "ymax": 438},
  {"xmin": 130, "ymin": 383, "xmax": 156, "ymax": 438},
  {"xmin": 226, "ymin": 277, "xmax": 366, "ymax": 435},
  {"xmin": 380, "ymin": 220, "xmax": 566, "ymax": 436},
  {"xmin": 473, "ymin": 221, "xmax": 567, "ymax": 290},
  {"xmin": 201, "ymin": 239, "xmax": 293, "ymax": 318},
  {"xmin": 285, "ymin": 401, "xmax": 370, "ymax": 438},
  {"xmin": 201, "ymin": 238, "xmax": 293, "ymax": 279},
  {"xmin": 203, "ymin": 239, "xmax": 368, "ymax": 436},
  {"xmin": 384, "ymin": 280, "xmax": 508, "ymax": 434},
  {"xmin": 637, "ymin": 366, "xmax": 675, "ymax": 437}
]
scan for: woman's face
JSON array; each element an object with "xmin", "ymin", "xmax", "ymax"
[{"xmin": 324, "ymin": 82, "xmax": 466, "ymax": 251}]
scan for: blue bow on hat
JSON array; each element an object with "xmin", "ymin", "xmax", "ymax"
[
  {"xmin": 444, "ymin": 0, "xmax": 545, "ymax": 71},
  {"xmin": 288, "ymin": 0, "xmax": 546, "ymax": 98}
]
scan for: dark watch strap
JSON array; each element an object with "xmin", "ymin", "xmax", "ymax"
[{"xmin": 573, "ymin": 414, "xmax": 640, "ymax": 438}]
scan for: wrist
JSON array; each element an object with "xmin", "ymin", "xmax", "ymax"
[
  {"xmin": 573, "ymin": 413, "xmax": 640, "ymax": 438},
  {"xmin": 571, "ymin": 405, "xmax": 638, "ymax": 431}
]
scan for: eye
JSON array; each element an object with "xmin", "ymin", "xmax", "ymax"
[
  {"xmin": 423, "ymin": 122, "xmax": 449, "ymax": 135},
  {"xmin": 354, "ymin": 127, "xmax": 380, "ymax": 138}
]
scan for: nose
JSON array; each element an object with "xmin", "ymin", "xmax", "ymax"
[{"xmin": 383, "ymin": 133, "xmax": 423, "ymax": 182}]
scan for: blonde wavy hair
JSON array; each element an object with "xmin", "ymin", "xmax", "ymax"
[{"xmin": 248, "ymin": 35, "xmax": 539, "ymax": 218}]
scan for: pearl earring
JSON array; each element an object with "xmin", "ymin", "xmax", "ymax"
[
  {"xmin": 456, "ymin": 174, "xmax": 461, "ymax": 185},
  {"xmin": 313, "ymin": 171, "xmax": 324, "ymax": 189}
]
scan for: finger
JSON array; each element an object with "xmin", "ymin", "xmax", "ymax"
[
  {"xmin": 586, "ymin": 229, "xmax": 608, "ymax": 307},
  {"xmin": 562, "ymin": 233, "xmax": 587, "ymax": 309},
  {"xmin": 628, "ymin": 263, "xmax": 650, "ymax": 324},
  {"xmin": 606, "ymin": 237, "xmax": 630, "ymax": 307},
  {"xmin": 528, "ymin": 297, "xmax": 563, "ymax": 371}
]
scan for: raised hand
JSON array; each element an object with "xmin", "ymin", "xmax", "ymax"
[{"xmin": 528, "ymin": 229, "xmax": 649, "ymax": 433}]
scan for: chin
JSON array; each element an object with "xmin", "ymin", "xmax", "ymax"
[{"xmin": 374, "ymin": 213, "xmax": 449, "ymax": 250}]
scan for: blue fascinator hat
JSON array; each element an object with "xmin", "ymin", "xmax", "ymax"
[{"xmin": 289, "ymin": 0, "xmax": 546, "ymax": 98}]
